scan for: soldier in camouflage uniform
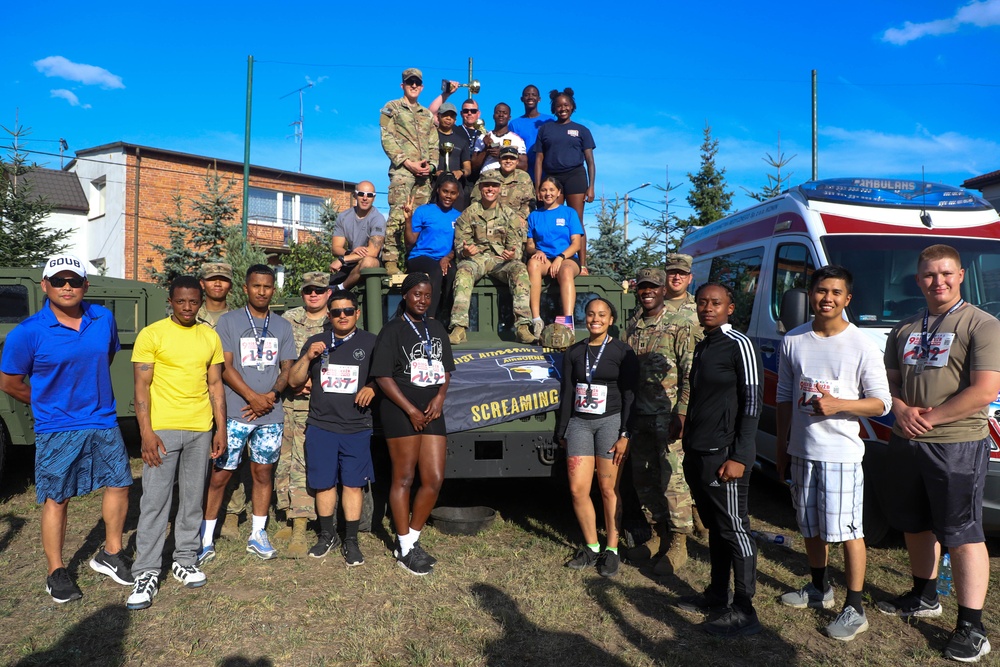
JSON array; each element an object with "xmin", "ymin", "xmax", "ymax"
[
  {"xmin": 449, "ymin": 172, "xmax": 535, "ymax": 345},
  {"xmin": 663, "ymin": 253, "xmax": 700, "ymax": 321},
  {"xmin": 625, "ymin": 266, "xmax": 702, "ymax": 576},
  {"xmin": 471, "ymin": 145, "xmax": 535, "ymax": 221},
  {"xmin": 380, "ymin": 67, "xmax": 439, "ymax": 276}
]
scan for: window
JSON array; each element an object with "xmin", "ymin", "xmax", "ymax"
[
  {"xmin": 772, "ymin": 244, "xmax": 815, "ymax": 320},
  {"xmin": 0, "ymin": 285, "xmax": 29, "ymax": 323},
  {"xmin": 89, "ymin": 178, "xmax": 106, "ymax": 218},
  {"xmin": 247, "ymin": 188, "xmax": 326, "ymax": 229},
  {"xmin": 708, "ymin": 247, "xmax": 764, "ymax": 333}
]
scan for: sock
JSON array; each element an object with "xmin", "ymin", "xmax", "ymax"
[
  {"xmin": 811, "ymin": 566, "xmax": 828, "ymax": 592},
  {"xmin": 201, "ymin": 520, "xmax": 217, "ymax": 547},
  {"xmin": 845, "ymin": 589, "xmax": 864, "ymax": 614},
  {"xmin": 345, "ymin": 520, "xmax": 360, "ymax": 542},
  {"xmin": 606, "ymin": 546, "xmax": 618, "ymax": 554},
  {"xmin": 251, "ymin": 514, "xmax": 267, "ymax": 535},
  {"xmin": 319, "ymin": 514, "xmax": 335, "ymax": 537},
  {"xmin": 586, "ymin": 543, "xmax": 600, "ymax": 553},
  {"xmin": 958, "ymin": 605, "xmax": 984, "ymax": 629},
  {"xmin": 913, "ymin": 576, "xmax": 938, "ymax": 602},
  {"xmin": 398, "ymin": 531, "xmax": 417, "ymax": 556}
]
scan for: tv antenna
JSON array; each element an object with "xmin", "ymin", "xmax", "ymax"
[{"xmin": 281, "ymin": 83, "xmax": 313, "ymax": 172}]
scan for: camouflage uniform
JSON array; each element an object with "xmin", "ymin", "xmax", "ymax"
[
  {"xmin": 625, "ymin": 306, "xmax": 698, "ymax": 534},
  {"xmin": 380, "ymin": 97, "xmax": 439, "ymax": 269},
  {"xmin": 275, "ymin": 306, "xmax": 326, "ymax": 521},
  {"xmin": 471, "ymin": 168, "xmax": 535, "ymax": 221},
  {"xmin": 196, "ymin": 304, "xmax": 228, "ymax": 328},
  {"xmin": 450, "ymin": 202, "xmax": 532, "ymax": 329},
  {"xmin": 663, "ymin": 291, "xmax": 700, "ymax": 326}
]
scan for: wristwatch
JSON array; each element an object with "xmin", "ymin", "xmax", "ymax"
[
  {"xmin": 619, "ymin": 431, "xmax": 631, "ymax": 440},
  {"xmin": 272, "ymin": 390, "xmax": 281, "ymax": 402},
  {"xmin": 557, "ymin": 253, "xmax": 566, "ymax": 260}
]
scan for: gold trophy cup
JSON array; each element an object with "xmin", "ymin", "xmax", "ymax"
[
  {"xmin": 442, "ymin": 141, "xmax": 454, "ymax": 172},
  {"xmin": 441, "ymin": 79, "xmax": 482, "ymax": 95}
]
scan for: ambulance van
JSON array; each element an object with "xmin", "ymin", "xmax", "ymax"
[{"xmin": 678, "ymin": 177, "xmax": 1000, "ymax": 543}]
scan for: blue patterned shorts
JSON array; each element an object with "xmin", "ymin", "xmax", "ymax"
[
  {"xmin": 215, "ymin": 419, "xmax": 283, "ymax": 470},
  {"xmin": 35, "ymin": 427, "xmax": 132, "ymax": 504}
]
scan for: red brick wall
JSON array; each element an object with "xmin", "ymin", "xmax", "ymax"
[{"xmin": 123, "ymin": 151, "xmax": 353, "ymax": 281}]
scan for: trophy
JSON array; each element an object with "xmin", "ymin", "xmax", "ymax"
[
  {"xmin": 441, "ymin": 79, "xmax": 482, "ymax": 95},
  {"xmin": 442, "ymin": 141, "xmax": 454, "ymax": 172}
]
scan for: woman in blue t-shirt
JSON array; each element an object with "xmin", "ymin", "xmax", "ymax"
[
  {"xmin": 526, "ymin": 177, "xmax": 584, "ymax": 335},
  {"xmin": 404, "ymin": 175, "xmax": 461, "ymax": 319},
  {"xmin": 533, "ymin": 88, "xmax": 596, "ymax": 274}
]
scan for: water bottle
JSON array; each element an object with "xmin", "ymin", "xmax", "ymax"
[
  {"xmin": 751, "ymin": 530, "xmax": 793, "ymax": 549},
  {"xmin": 937, "ymin": 552, "xmax": 953, "ymax": 597}
]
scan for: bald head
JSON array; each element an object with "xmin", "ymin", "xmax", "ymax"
[{"xmin": 354, "ymin": 181, "xmax": 376, "ymax": 213}]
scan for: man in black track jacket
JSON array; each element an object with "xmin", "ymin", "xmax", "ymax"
[{"xmin": 680, "ymin": 282, "xmax": 763, "ymax": 637}]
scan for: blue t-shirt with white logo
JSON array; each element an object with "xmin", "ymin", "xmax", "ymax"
[
  {"xmin": 409, "ymin": 203, "xmax": 460, "ymax": 261},
  {"xmin": 527, "ymin": 205, "xmax": 584, "ymax": 259}
]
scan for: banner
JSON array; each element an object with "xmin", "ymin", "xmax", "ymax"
[{"xmin": 444, "ymin": 347, "xmax": 563, "ymax": 433}]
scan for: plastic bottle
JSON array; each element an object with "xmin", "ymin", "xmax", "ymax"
[
  {"xmin": 751, "ymin": 530, "xmax": 793, "ymax": 549},
  {"xmin": 937, "ymin": 552, "xmax": 953, "ymax": 597}
]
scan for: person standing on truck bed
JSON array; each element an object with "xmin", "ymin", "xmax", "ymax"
[
  {"xmin": 677, "ymin": 282, "xmax": 763, "ymax": 637},
  {"xmin": 199, "ymin": 264, "xmax": 297, "ymax": 563},
  {"xmin": 198, "ymin": 262, "xmax": 249, "ymax": 542},
  {"xmin": 448, "ymin": 172, "xmax": 535, "ymax": 345},
  {"xmin": 127, "ymin": 275, "xmax": 227, "ymax": 610},
  {"xmin": 662, "ymin": 254, "xmax": 700, "ymax": 320},
  {"xmin": 624, "ymin": 267, "xmax": 698, "ymax": 577},
  {"xmin": 0, "ymin": 254, "xmax": 134, "ymax": 603},
  {"xmin": 878, "ymin": 244, "xmax": 1000, "ymax": 663},
  {"xmin": 329, "ymin": 181, "xmax": 386, "ymax": 290},
  {"xmin": 775, "ymin": 265, "xmax": 891, "ymax": 642}
]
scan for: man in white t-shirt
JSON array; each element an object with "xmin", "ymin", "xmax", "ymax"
[
  {"xmin": 471, "ymin": 103, "xmax": 527, "ymax": 174},
  {"xmin": 775, "ymin": 265, "xmax": 891, "ymax": 642}
]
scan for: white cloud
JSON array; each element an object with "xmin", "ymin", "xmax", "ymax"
[
  {"xmin": 34, "ymin": 56, "xmax": 124, "ymax": 89},
  {"xmin": 50, "ymin": 89, "xmax": 91, "ymax": 109},
  {"xmin": 882, "ymin": 0, "xmax": 1000, "ymax": 45}
]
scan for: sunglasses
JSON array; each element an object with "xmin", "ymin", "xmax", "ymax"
[
  {"xmin": 302, "ymin": 286, "xmax": 328, "ymax": 295},
  {"xmin": 47, "ymin": 276, "xmax": 86, "ymax": 288},
  {"xmin": 355, "ymin": 191, "xmax": 376, "ymax": 199},
  {"xmin": 461, "ymin": 108, "xmax": 479, "ymax": 114},
  {"xmin": 404, "ymin": 78, "xmax": 423, "ymax": 86},
  {"xmin": 329, "ymin": 307, "xmax": 357, "ymax": 317}
]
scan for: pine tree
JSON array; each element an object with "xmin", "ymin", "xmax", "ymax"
[
  {"xmin": 0, "ymin": 122, "xmax": 70, "ymax": 266},
  {"xmin": 587, "ymin": 197, "xmax": 644, "ymax": 283},
  {"xmin": 147, "ymin": 195, "xmax": 199, "ymax": 285},
  {"xmin": 743, "ymin": 136, "xmax": 796, "ymax": 202},
  {"xmin": 684, "ymin": 124, "xmax": 734, "ymax": 228},
  {"xmin": 223, "ymin": 224, "xmax": 269, "ymax": 309}
]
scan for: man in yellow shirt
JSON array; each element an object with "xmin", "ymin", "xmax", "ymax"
[{"xmin": 126, "ymin": 276, "xmax": 227, "ymax": 610}]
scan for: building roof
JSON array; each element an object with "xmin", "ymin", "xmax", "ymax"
[
  {"xmin": 67, "ymin": 141, "xmax": 357, "ymax": 190},
  {"xmin": 8, "ymin": 167, "xmax": 89, "ymax": 211},
  {"xmin": 963, "ymin": 170, "xmax": 1000, "ymax": 190}
]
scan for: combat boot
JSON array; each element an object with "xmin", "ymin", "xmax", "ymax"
[
  {"xmin": 286, "ymin": 518, "xmax": 310, "ymax": 559},
  {"xmin": 653, "ymin": 533, "xmax": 688, "ymax": 576},
  {"xmin": 516, "ymin": 323, "xmax": 537, "ymax": 344},
  {"xmin": 692, "ymin": 505, "xmax": 710, "ymax": 541},
  {"xmin": 624, "ymin": 523, "xmax": 662, "ymax": 564},
  {"xmin": 220, "ymin": 514, "xmax": 241, "ymax": 541},
  {"xmin": 449, "ymin": 326, "xmax": 467, "ymax": 344},
  {"xmin": 383, "ymin": 261, "xmax": 401, "ymax": 276},
  {"xmin": 273, "ymin": 520, "xmax": 293, "ymax": 544}
]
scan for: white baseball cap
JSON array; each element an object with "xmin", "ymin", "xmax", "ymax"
[{"xmin": 42, "ymin": 254, "xmax": 88, "ymax": 279}]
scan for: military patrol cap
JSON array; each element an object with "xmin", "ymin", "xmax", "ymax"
[
  {"xmin": 402, "ymin": 68, "xmax": 423, "ymax": 82},
  {"xmin": 439, "ymin": 102, "xmax": 458, "ymax": 116},
  {"xmin": 301, "ymin": 272, "xmax": 331, "ymax": 290},
  {"xmin": 478, "ymin": 172, "xmax": 503, "ymax": 187},
  {"xmin": 665, "ymin": 253, "xmax": 693, "ymax": 273},
  {"xmin": 201, "ymin": 262, "xmax": 233, "ymax": 281},
  {"xmin": 499, "ymin": 145, "xmax": 519, "ymax": 159},
  {"xmin": 42, "ymin": 254, "xmax": 87, "ymax": 279},
  {"xmin": 540, "ymin": 323, "xmax": 574, "ymax": 351},
  {"xmin": 635, "ymin": 267, "xmax": 665, "ymax": 287}
]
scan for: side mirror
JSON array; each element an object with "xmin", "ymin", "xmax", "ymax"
[{"xmin": 778, "ymin": 288, "xmax": 810, "ymax": 334}]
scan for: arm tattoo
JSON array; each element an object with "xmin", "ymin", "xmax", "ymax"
[{"xmin": 369, "ymin": 235, "xmax": 385, "ymax": 252}]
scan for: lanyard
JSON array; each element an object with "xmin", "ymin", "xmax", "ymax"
[
  {"xmin": 244, "ymin": 307, "xmax": 270, "ymax": 360},
  {"xmin": 584, "ymin": 335, "xmax": 610, "ymax": 386},
  {"xmin": 404, "ymin": 313, "xmax": 433, "ymax": 358},
  {"xmin": 321, "ymin": 330, "xmax": 356, "ymax": 372},
  {"xmin": 920, "ymin": 299, "xmax": 963, "ymax": 357}
]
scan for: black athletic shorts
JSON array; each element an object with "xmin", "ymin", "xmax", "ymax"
[{"xmin": 547, "ymin": 165, "xmax": 589, "ymax": 196}]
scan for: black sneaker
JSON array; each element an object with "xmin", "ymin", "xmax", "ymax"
[
  {"xmin": 89, "ymin": 549, "xmax": 134, "ymax": 586},
  {"xmin": 702, "ymin": 606, "xmax": 763, "ymax": 637},
  {"xmin": 411, "ymin": 542, "xmax": 436, "ymax": 567},
  {"xmin": 944, "ymin": 621, "xmax": 992, "ymax": 663},
  {"xmin": 308, "ymin": 531, "xmax": 341, "ymax": 559},
  {"xmin": 674, "ymin": 586, "xmax": 734, "ymax": 614},
  {"xmin": 45, "ymin": 567, "xmax": 82, "ymax": 604},
  {"xmin": 875, "ymin": 592, "xmax": 942, "ymax": 618},
  {"xmin": 397, "ymin": 547, "xmax": 432, "ymax": 576},
  {"xmin": 597, "ymin": 551, "xmax": 620, "ymax": 577},
  {"xmin": 565, "ymin": 547, "xmax": 599, "ymax": 570},
  {"xmin": 341, "ymin": 538, "xmax": 365, "ymax": 567}
]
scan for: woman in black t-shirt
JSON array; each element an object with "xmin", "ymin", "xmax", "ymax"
[
  {"xmin": 371, "ymin": 273, "xmax": 455, "ymax": 576},
  {"xmin": 556, "ymin": 297, "xmax": 638, "ymax": 577}
]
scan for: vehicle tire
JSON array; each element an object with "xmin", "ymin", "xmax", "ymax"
[
  {"xmin": 863, "ymin": 440, "xmax": 891, "ymax": 547},
  {"xmin": 0, "ymin": 421, "xmax": 8, "ymax": 488}
]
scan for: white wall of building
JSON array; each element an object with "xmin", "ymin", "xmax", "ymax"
[{"xmin": 68, "ymin": 149, "xmax": 128, "ymax": 278}]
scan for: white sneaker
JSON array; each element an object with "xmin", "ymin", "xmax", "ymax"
[
  {"xmin": 171, "ymin": 561, "xmax": 207, "ymax": 588},
  {"xmin": 126, "ymin": 571, "xmax": 159, "ymax": 610}
]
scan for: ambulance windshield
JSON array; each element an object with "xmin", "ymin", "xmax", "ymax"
[{"xmin": 822, "ymin": 235, "xmax": 1000, "ymax": 327}]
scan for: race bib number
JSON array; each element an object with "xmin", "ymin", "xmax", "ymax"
[
  {"xmin": 411, "ymin": 358, "xmax": 446, "ymax": 387},
  {"xmin": 240, "ymin": 337, "xmax": 279, "ymax": 369},
  {"xmin": 574, "ymin": 382, "xmax": 608, "ymax": 415},
  {"xmin": 903, "ymin": 332, "xmax": 955, "ymax": 369},
  {"xmin": 796, "ymin": 376, "xmax": 840, "ymax": 414},
  {"xmin": 321, "ymin": 364, "xmax": 359, "ymax": 394}
]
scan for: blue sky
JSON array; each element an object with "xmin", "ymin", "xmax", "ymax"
[{"xmin": 4, "ymin": 0, "xmax": 999, "ymax": 238}]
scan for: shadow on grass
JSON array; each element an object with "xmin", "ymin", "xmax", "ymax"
[
  {"xmin": 471, "ymin": 582, "xmax": 632, "ymax": 667},
  {"xmin": 0, "ymin": 513, "xmax": 27, "ymax": 554},
  {"xmin": 10, "ymin": 604, "xmax": 129, "ymax": 667},
  {"xmin": 66, "ymin": 475, "xmax": 145, "ymax": 577},
  {"xmin": 0, "ymin": 443, "xmax": 35, "ymax": 502},
  {"xmin": 217, "ymin": 658, "xmax": 274, "ymax": 667}
]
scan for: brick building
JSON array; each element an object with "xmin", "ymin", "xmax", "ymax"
[
  {"xmin": 964, "ymin": 170, "xmax": 1000, "ymax": 212},
  {"xmin": 65, "ymin": 142, "xmax": 356, "ymax": 280}
]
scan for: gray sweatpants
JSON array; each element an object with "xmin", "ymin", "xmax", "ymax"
[{"xmin": 133, "ymin": 430, "xmax": 212, "ymax": 576}]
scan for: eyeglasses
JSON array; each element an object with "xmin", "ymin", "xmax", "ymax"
[
  {"xmin": 404, "ymin": 78, "xmax": 423, "ymax": 86},
  {"xmin": 302, "ymin": 286, "xmax": 328, "ymax": 295},
  {"xmin": 47, "ymin": 276, "xmax": 86, "ymax": 288},
  {"xmin": 461, "ymin": 108, "xmax": 478, "ymax": 114},
  {"xmin": 329, "ymin": 307, "xmax": 357, "ymax": 317},
  {"xmin": 355, "ymin": 191, "xmax": 376, "ymax": 199}
]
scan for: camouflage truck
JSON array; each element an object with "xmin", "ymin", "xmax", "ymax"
[{"xmin": 0, "ymin": 269, "xmax": 168, "ymax": 481}]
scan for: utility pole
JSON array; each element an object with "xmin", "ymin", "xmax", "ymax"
[
  {"xmin": 812, "ymin": 69, "xmax": 818, "ymax": 181},
  {"xmin": 282, "ymin": 83, "xmax": 313, "ymax": 173},
  {"xmin": 242, "ymin": 55, "xmax": 254, "ymax": 239},
  {"xmin": 623, "ymin": 182, "xmax": 651, "ymax": 243}
]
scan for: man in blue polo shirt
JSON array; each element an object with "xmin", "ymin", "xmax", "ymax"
[{"xmin": 0, "ymin": 254, "xmax": 134, "ymax": 603}]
